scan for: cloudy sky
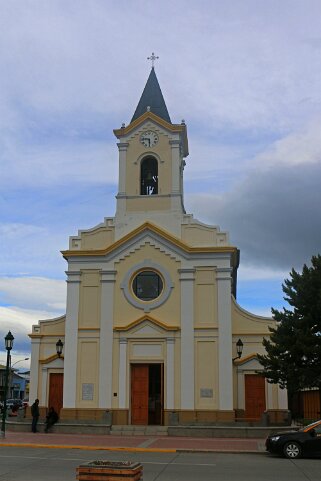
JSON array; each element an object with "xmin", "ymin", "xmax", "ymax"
[{"xmin": 1, "ymin": 0, "xmax": 321, "ymax": 368}]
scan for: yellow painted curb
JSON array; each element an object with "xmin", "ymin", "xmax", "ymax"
[{"xmin": 0, "ymin": 443, "xmax": 176, "ymax": 453}]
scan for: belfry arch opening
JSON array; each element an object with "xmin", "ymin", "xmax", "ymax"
[{"xmin": 140, "ymin": 156, "xmax": 158, "ymax": 195}]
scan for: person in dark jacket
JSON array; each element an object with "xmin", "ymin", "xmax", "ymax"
[
  {"xmin": 44, "ymin": 407, "xmax": 59, "ymax": 433},
  {"xmin": 31, "ymin": 399, "xmax": 39, "ymax": 433}
]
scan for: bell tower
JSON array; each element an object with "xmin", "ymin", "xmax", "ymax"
[{"xmin": 113, "ymin": 62, "xmax": 189, "ymax": 238}]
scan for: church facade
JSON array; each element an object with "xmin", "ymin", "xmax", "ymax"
[{"xmin": 29, "ymin": 67, "xmax": 287, "ymax": 425}]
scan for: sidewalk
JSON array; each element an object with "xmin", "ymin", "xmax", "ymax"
[{"xmin": 0, "ymin": 431, "xmax": 266, "ymax": 454}]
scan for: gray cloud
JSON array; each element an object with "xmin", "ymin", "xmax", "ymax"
[
  {"xmin": 1, "ymin": 0, "xmax": 321, "ymax": 321},
  {"xmin": 187, "ymin": 162, "xmax": 321, "ymax": 271}
]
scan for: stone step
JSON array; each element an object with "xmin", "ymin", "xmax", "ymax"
[{"xmin": 110, "ymin": 425, "xmax": 168, "ymax": 436}]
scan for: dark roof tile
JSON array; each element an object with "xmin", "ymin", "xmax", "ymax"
[{"xmin": 131, "ymin": 68, "xmax": 171, "ymax": 124}]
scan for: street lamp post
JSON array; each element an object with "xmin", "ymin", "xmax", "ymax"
[
  {"xmin": 12, "ymin": 358, "xmax": 29, "ymax": 368},
  {"xmin": 1, "ymin": 331, "xmax": 14, "ymax": 439}
]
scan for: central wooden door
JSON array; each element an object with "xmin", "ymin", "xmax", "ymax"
[
  {"xmin": 48, "ymin": 373, "xmax": 64, "ymax": 414},
  {"xmin": 131, "ymin": 365, "xmax": 149, "ymax": 425},
  {"xmin": 245, "ymin": 374, "xmax": 266, "ymax": 419},
  {"xmin": 131, "ymin": 364, "xmax": 163, "ymax": 425}
]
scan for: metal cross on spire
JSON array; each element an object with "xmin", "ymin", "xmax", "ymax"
[{"xmin": 147, "ymin": 52, "xmax": 159, "ymax": 68}]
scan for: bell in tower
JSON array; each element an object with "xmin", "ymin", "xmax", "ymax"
[{"xmin": 141, "ymin": 157, "xmax": 158, "ymax": 195}]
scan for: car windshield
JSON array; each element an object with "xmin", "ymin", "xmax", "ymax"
[{"xmin": 299, "ymin": 420, "xmax": 321, "ymax": 432}]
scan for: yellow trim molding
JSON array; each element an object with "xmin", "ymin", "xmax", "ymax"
[
  {"xmin": 113, "ymin": 111, "xmax": 185, "ymax": 136},
  {"xmin": 78, "ymin": 328, "xmax": 100, "ymax": 331},
  {"xmin": 234, "ymin": 353, "xmax": 258, "ymax": 365},
  {"xmin": 28, "ymin": 333, "xmax": 65, "ymax": 339},
  {"xmin": 114, "ymin": 314, "xmax": 180, "ymax": 332},
  {"xmin": 39, "ymin": 354, "xmax": 64, "ymax": 364}
]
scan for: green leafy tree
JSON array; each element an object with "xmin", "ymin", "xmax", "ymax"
[{"xmin": 258, "ymin": 254, "xmax": 321, "ymax": 393}]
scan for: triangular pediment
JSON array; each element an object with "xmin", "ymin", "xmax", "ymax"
[
  {"xmin": 234, "ymin": 353, "xmax": 262, "ymax": 370},
  {"xmin": 114, "ymin": 111, "xmax": 188, "ymax": 158},
  {"xmin": 62, "ymin": 222, "xmax": 236, "ymax": 259},
  {"xmin": 39, "ymin": 354, "xmax": 64, "ymax": 366},
  {"xmin": 114, "ymin": 315, "xmax": 179, "ymax": 338},
  {"xmin": 114, "ymin": 111, "xmax": 185, "ymax": 135}
]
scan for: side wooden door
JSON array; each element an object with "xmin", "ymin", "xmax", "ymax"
[
  {"xmin": 303, "ymin": 390, "xmax": 321, "ymax": 419},
  {"xmin": 245, "ymin": 374, "xmax": 266, "ymax": 419},
  {"xmin": 48, "ymin": 373, "xmax": 64, "ymax": 414},
  {"xmin": 131, "ymin": 364, "xmax": 149, "ymax": 425}
]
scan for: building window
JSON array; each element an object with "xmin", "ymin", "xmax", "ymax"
[
  {"xmin": 121, "ymin": 261, "xmax": 173, "ymax": 312},
  {"xmin": 140, "ymin": 157, "xmax": 158, "ymax": 195},
  {"xmin": 133, "ymin": 270, "xmax": 163, "ymax": 301}
]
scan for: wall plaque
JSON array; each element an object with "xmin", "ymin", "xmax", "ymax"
[
  {"xmin": 200, "ymin": 388, "xmax": 213, "ymax": 398},
  {"xmin": 82, "ymin": 383, "xmax": 94, "ymax": 401}
]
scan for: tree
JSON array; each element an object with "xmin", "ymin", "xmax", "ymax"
[{"xmin": 258, "ymin": 254, "xmax": 321, "ymax": 393}]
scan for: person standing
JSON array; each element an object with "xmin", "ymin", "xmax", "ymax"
[{"xmin": 31, "ymin": 399, "xmax": 39, "ymax": 433}]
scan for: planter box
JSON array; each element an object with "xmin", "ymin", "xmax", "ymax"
[{"xmin": 76, "ymin": 461, "xmax": 143, "ymax": 480}]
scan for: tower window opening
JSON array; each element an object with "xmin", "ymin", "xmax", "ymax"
[{"xmin": 141, "ymin": 157, "xmax": 158, "ymax": 195}]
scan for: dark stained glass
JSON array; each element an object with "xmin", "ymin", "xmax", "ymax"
[{"xmin": 133, "ymin": 271, "xmax": 163, "ymax": 301}]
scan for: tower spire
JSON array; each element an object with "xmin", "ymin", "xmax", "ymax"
[{"xmin": 131, "ymin": 63, "xmax": 171, "ymax": 124}]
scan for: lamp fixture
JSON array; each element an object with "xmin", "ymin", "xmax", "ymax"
[
  {"xmin": 232, "ymin": 338, "xmax": 244, "ymax": 362},
  {"xmin": 5, "ymin": 331, "xmax": 14, "ymax": 351},
  {"xmin": 56, "ymin": 339, "xmax": 63, "ymax": 358}
]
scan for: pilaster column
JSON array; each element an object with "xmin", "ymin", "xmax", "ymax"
[
  {"xmin": 41, "ymin": 368, "xmax": 47, "ymax": 405},
  {"xmin": 29, "ymin": 336, "xmax": 41, "ymax": 403},
  {"xmin": 277, "ymin": 385, "xmax": 288, "ymax": 409},
  {"xmin": 99, "ymin": 270, "xmax": 117, "ymax": 408},
  {"xmin": 179, "ymin": 268, "xmax": 195, "ymax": 409},
  {"xmin": 217, "ymin": 267, "xmax": 233, "ymax": 410},
  {"xmin": 118, "ymin": 338, "xmax": 128, "ymax": 409},
  {"xmin": 166, "ymin": 337, "xmax": 175, "ymax": 409},
  {"xmin": 117, "ymin": 142, "xmax": 129, "ymax": 195},
  {"xmin": 169, "ymin": 140, "xmax": 181, "ymax": 194},
  {"xmin": 63, "ymin": 270, "xmax": 81, "ymax": 408},
  {"xmin": 266, "ymin": 379, "xmax": 273, "ymax": 409}
]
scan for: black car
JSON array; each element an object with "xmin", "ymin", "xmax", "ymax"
[{"xmin": 266, "ymin": 420, "xmax": 321, "ymax": 459}]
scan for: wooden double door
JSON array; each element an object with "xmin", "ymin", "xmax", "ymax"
[
  {"xmin": 131, "ymin": 364, "xmax": 163, "ymax": 425},
  {"xmin": 48, "ymin": 373, "xmax": 63, "ymax": 414}
]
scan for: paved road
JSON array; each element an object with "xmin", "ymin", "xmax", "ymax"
[{"xmin": 0, "ymin": 447, "xmax": 320, "ymax": 481}]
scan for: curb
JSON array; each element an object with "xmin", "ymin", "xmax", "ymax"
[
  {"xmin": 0, "ymin": 442, "xmax": 265, "ymax": 454},
  {"xmin": 0, "ymin": 443, "xmax": 176, "ymax": 453}
]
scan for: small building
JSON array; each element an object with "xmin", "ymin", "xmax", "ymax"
[
  {"xmin": 11, "ymin": 372, "xmax": 28, "ymax": 400},
  {"xmin": 0, "ymin": 365, "xmax": 28, "ymax": 400},
  {"xmin": 29, "ymin": 66, "xmax": 287, "ymax": 425}
]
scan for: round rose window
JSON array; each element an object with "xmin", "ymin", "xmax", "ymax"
[{"xmin": 132, "ymin": 270, "xmax": 163, "ymax": 301}]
